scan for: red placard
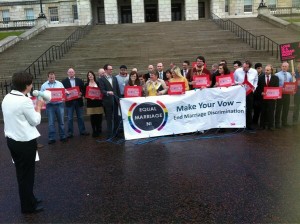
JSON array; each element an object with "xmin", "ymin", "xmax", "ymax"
[
  {"xmin": 65, "ymin": 86, "xmax": 80, "ymax": 101},
  {"xmin": 296, "ymin": 78, "xmax": 300, "ymax": 86},
  {"xmin": 168, "ymin": 82, "xmax": 185, "ymax": 95},
  {"xmin": 85, "ymin": 86, "xmax": 102, "ymax": 100},
  {"xmin": 280, "ymin": 42, "xmax": 300, "ymax": 61},
  {"xmin": 263, "ymin": 87, "xmax": 282, "ymax": 100},
  {"xmin": 243, "ymin": 80, "xmax": 255, "ymax": 96},
  {"xmin": 193, "ymin": 75, "xmax": 210, "ymax": 88},
  {"xmin": 124, "ymin": 86, "xmax": 142, "ymax": 98},
  {"xmin": 216, "ymin": 74, "xmax": 234, "ymax": 87},
  {"xmin": 282, "ymin": 82, "xmax": 297, "ymax": 94},
  {"xmin": 46, "ymin": 88, "xmax": 65, "ymax": 102},
  {"xmin": 31, "ymin": 96, "xmax": 46, "ymax": 110}
]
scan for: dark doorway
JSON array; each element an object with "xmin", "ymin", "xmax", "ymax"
[
  {"xmin": 198, "ymin": 2, "xmax": 205, "ymax": 18},
  {"xmin": 121, "ymin": 6, "xmax": 132, "ymax": 23},
  {"xmin": 171, "ymin": 3, "xmax": 182, "ymax": 21},
  {"xmin": 145, "ymin": 4, "xmax": 158, "ymax": 22},
  {"xmin": 97, "ymin": 7, "xmax": 105, "ymax": 24}
]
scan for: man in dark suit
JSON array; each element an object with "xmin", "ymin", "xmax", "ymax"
[
  {"xmin": 62, "ymin": 68, "xmax": 89, "ymax": 138},
  {"xmin": 157, "ymin": 62, "xmax": 167, "ymax": 81},
  {"xmin": 144, "ymin": 64, "xmax": 154, "ymax": 81},
  {"xmin": 256, "ymin": 65, "xmax": 279, "ymax": 131},
  {"xmin": 99, "ymin": 64, "xmax": 121, "ymax": 139},
  {"xmin": 181, "ymin": 60, "xmax": 192, "ymax": 79}
]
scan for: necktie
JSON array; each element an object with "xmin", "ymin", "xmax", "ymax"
[
  {"xmin": 244, "ymin": 71, "xmax": 248, "ymax": 82},
  {"xmin": 284, "ymin": 72, "xmax": 287, "ymax": 82},
  {"xmin": 266, "ymin": 75, "xmax": 270, "ymax": 86}
]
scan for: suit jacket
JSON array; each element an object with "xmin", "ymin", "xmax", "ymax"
[
  {"xmin": 256, "ymin": 74, "xmax": 279, "ymax": 101},
  {"xmin": 181, "ymin": 69, "xmax": 192, "ymax": 79},
  {"xmin": 99, "ymin": 76, "xmax": 121, "ymax": 107},
  {"xmin": 158, "ymin": 71, "xmax": 167, "ymax": 81},
  {"xmin": 62, "ymin": 77, "xmax": 85, "ymax": 107}
]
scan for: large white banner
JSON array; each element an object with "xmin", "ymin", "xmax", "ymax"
[{"xmin": 120, "ymin": 85, "xmax": 246, "ymax": 140}]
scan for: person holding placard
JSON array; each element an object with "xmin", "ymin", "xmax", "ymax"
[
  {"xmin": 40, "ymin": 71, "xmax": 67, "ymax": 144},
  {"xmin": 292, "ymin": 63, "xmax": 300, "ymax": 124},
  {"xmin": 234, "ymin": 60, "xmax": 258, "ymax": 131},
  {"xmin": 256, "ymin": 65, "xmax": 279, "ymax": 131},
  {"xmin": 62, "ymin": 68, "xmax": 89, "ymax": 138},
  {"xmin": 211, "ymin": 63, "xmax": 231, "ymax": 87},
  {"xmin": 144, "ymin": 70, "xmax": 168, "ymax": 96},
  {"xmin": 169, "ymin": 66, "xmax": 189, "ymax": 91},
  {"xmin": 2, "ymin": 72, "xmax": 45, "ymax": 213},
  {"xmin": 84, "ymin": 71, "xmax": 104, "ymax": 138},
  {"xmin": 127, "ymin": 71, "xmax": 141, "ymax": 86},
  {"xmin": 189, "ymin": 56, "xmax": 211, "ymax": 90},
  {"xmin": 275, "ymin": 62, "xmax": 293, "ymax": 128}
]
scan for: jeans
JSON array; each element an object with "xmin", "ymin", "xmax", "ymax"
[
  {"xmin": 46, "ymin": 103, "xmax": 66, "ymax": 140},
  {"xmin": 66, "ymin": 100, "xmax": 86, "ymax": 135}
]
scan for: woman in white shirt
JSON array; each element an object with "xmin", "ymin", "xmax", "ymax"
[{"xmin": 2, "ymin": 72, "xmax": 44, "ymax": 214}]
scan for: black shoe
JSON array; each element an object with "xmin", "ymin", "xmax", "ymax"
[
  {"xmin": 22, "ymin": 205, "xmax": 44, "ymax": 214},
  {"xmin": 80, "ymin": 132, "xmax": 90, "ymax": 136},
  {"xmin": 48, "ymin": 140, "xmax": 56, "ymax": 144},
  {"xmin": 60, "ymin": 138, "xmax": 67, "ymax": 143},
  {"xmin": 282, "ymin": 123, "xmax": 291, "ymax": 127},
  {"xmin": 275, "ymin": 125, "xmax": 281, "ymax": 129},
  {"xmin": 258, "ymin": 126, "xmax": 265, "ymax": 130},
  {"xmin": 268, "ymin": 127, "xmax": 275, "ymax": 131},
  {"xmin": 67, "ymin": 134, "xmax": 73, "ymax": 139}
]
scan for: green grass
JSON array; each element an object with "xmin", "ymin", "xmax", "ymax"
[
  {"xmin": 0, "ymin": 31, "xmax": 24, "ymax": 41},
  {"xmin": 284, "ymin": 18, "xmax": 300, "ymax": 23}
]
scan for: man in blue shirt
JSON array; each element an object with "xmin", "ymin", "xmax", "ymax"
[
  {"xmin": 275, "ymin": 62, "xmax": 293, "ymax": 128},
  {"xmin": 293, "ymin": 63, "xmax": 300, "ymax": 124},
  {"xmin": 41, "ymin": 72, "xmax": 67, "ymax": 144}
]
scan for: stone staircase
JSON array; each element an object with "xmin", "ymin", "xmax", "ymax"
[
  {"xmin": 0, "ymin": 26, "xmax": 78, "ymax": 80},
  {"xmin": 230, "ymin": 18, "xmax": 300, "ymax": 44},
  {"xmin": 36, "ymin": 19, "xmax": 285, "ymax": 82}
]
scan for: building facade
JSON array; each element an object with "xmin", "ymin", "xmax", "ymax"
[{"xmin": 0, "ymin": 0, "xmax": 299, "ymax": 26}]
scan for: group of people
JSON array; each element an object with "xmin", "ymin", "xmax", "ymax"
[
  {"xmin": 2, "ymin": 56, "xmax": 300, "ymax": 214},
  {"xmin": 39, "ymin": 56, "xmax": 300, "ymax": 146}
]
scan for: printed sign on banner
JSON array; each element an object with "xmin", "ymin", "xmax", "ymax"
[
  {"xmin": 65, "ymin": 87, "xmax": 80, "ymax": 101},
  {"xmin": 283, "ymin": 82, "xmax": 297, "ymax": 94},
  {"xmin": 85, "ymin": 86, "xmax": 102, "ymax": 100},
  {"xmin": 124, "ymin": 86, "xmax": 142, "ymax": 98},
  {"xmin": 263, "ymin": 87, "xmax": 282, "ymax": 100},
  {"xmin": 216, "ymin": 74, "xmax": 234, "ymax": 87},
  {"xmin": 120, "ymin": 85, "xmax": 246, "ymax": 140},
  {"xmin": 46, "ymin": 88, "xmax": 65, "ymax": 102},
  {"xmin": 193, "ymin": 75, "xmax": 210, "ymax": 88},
  {"xmin": 168, "ymin": 82, "xmax": 185, "ymax": 95}
]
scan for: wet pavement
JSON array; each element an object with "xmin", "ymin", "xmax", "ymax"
[{"xmin": 0, "ymin": 117, "xmax": 300, "ymax": 223}]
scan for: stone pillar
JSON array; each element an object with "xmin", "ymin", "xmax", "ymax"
[
  {"xmin": 36, "ymin": 18, "xmax": 48, "ymax": 27},
  {"xmin": 158, "ymin": 0, "xmax": 171, "ymax": 22},
  {"xmin": 185, "ymin": 0, "xmax": 198, "ymax": 20},
  {"xmin": 132, "ymin": 0, "xmax": 145, "ymax": 23},
  {"xmin": 77, "ymin": 0, "xmax": 92, "ymax": 25},
  {"xmin": 104, "ymin": 0, "xmax": 118, "ymax": 24}
]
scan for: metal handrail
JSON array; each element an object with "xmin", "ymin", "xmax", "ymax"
[
  {"xmin": 24, "ymin": 19, "xmax": 94, "ymax": 78},
  {"xmin": 210, "ymin": 12, "xmax": 280, "ymax": 59}
]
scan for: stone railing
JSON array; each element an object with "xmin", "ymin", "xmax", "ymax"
[
  {"xmin": 0, "ymin": 19, "xmax": 36, "ymax": 30},
  {"xmin": 268, "ymin": 7, "xmax": 300, "ymax": 16}
]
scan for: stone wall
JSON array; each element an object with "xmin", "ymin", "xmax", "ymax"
[
  {"xmin": 185, "ymin": 0, "xmax": 198, "ymax": 20},
  {"xmin": 104, "ymin": 0, "xmax": 118, "ymax": 24},
  {"xmin": 132, "ymin": 0, "xmax": 145, "ymax": 23}
]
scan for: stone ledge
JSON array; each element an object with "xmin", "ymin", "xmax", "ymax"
[{"xmin": 0, "ymin": 36, "xmax": 19, "ymax": 53}]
